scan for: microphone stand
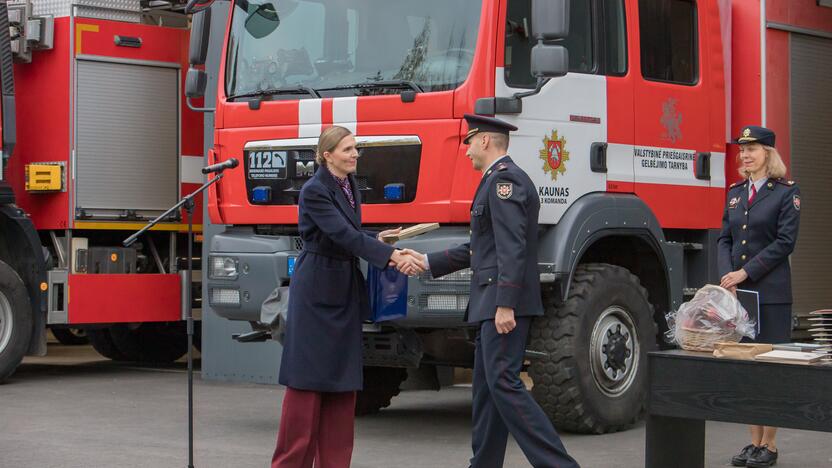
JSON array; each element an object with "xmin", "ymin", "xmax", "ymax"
[{"xmin": 124, "ymin": 168, "xmax": 229, "ymax": 468}]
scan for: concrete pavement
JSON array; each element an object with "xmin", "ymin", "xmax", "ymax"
[{"xmin": 1, "ymin": 343, "xmax": 830, "ymax": 468}]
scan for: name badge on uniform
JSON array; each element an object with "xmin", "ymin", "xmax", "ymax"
[
  {"xmin": 729, "ymin": 197, "xmax": 740, "ymax": 209},
  {"xmin": 496, "ymin": 182, "xmax": 513, "ymax": 200}
]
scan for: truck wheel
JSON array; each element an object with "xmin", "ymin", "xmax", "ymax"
[
  {"xmin": 355, "ymin": 367, "xmax": 408, "ymax": 416},
  {"xmin": 87, "ymin": 328, "xmax": 134, "ymax": 361},
  {"xmin": 51, "ymin": 327, "xmax": 89, "ymax": 345},
  {"xmin": 528, "ymin": 263, "xmax": 657, "ymax": 434},
  {"xmin": 0, "ymin": 260, "xmax": 33, "ymax": 382},
  {"xmin": 109, "ymin": 323, "xmax": 188, "ymax": 364}
]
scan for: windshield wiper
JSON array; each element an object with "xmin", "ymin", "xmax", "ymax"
[
  {"xmin": 317, "ymin": 79, "xmax": 423, "ymax": 93},
  {"xmin": 229, "ymin": 85, "xmax": 320, "ymax": 101}
]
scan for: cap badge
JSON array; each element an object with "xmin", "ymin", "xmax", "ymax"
[{"xmin": 742, "ymin": 128, "xmax": 751, "ymax": 137}]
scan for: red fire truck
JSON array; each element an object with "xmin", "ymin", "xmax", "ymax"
[
  {"xmin": 0, "ymin": 0, "xmax": 203, "ymax": 381},
  {"xmin": 190, "ymin": 0, "xmax": 832, "ymax": 432}
]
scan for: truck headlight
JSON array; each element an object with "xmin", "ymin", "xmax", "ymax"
[
  {"xmin": 209, "ymin": 287, "xmax": 241, "ymax": 307},
  {"xmin": 209, "ymin": 256, "xmax": 239, "ymax": 279}
]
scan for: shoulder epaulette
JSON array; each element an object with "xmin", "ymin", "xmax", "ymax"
[
  {"xmin": 496, "ymin": 162, "xmax": 508, "ymax": 171},
  {"xmin": 773, "ymin": 178, "xmax": 796, "ymax": 186}
]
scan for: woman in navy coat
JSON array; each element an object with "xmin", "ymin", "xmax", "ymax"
[
  {"xmin": 718, "ymin": 125, "xmax": 801, "ymax": 468},
  {"xmin": 271, "ymin": 126, "xmax": 413, "ymax": 468}
]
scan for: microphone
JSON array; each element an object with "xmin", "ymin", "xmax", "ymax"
[{"xmin": 202, "ymin": 157, "xmax": 239, "ymax": 174}]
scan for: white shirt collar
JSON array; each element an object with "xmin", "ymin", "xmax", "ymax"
[
  {"xmin": 749, "ymin": 177, "xmax": 767, "ymax": 196},
  {"xmin": 482, "ymin": 155, "xmax": 510, "ymax": 178}
]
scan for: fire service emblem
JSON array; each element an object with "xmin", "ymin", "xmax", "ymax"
[{"xmin": 540, "ymin": 130, "xmax": 569, "ymax": 181}]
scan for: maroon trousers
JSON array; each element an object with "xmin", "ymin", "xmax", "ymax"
[{"xmin": 271, "ymin": 387, "xmax": 357, "ymax": 468}]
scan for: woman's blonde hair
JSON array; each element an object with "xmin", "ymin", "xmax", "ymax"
[
  {"xmin": 315, "ymin": 126, "xmax": 353, "ymax": 167},
  {"xmin": 737, "ymin": 144, "xmax": 787, "ymax": 179}
]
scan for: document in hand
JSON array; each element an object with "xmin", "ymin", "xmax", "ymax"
[
  {"xmin": 736, "ymin": 289, "xmax": 760, "ymax": 335},
  {"xmin": 381, "ymin": 223, "xmax": 440, "ymax": 244}
]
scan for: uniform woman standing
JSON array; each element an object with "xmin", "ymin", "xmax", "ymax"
[
  {"xmin": 718, "ymin": 126, "xmax": 801, "ymax": 468},
  {"xmin": 271, "ymin": 126, "xmax": 415, "ymax": 468}
]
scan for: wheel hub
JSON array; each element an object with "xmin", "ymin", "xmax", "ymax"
[
  {"xmin": 603, "ymin": 325, "xmax": 631, "ymax": 375},
  {"xmin": 590, "ymin": 306, "xmax": 640, "ymax": 397}
]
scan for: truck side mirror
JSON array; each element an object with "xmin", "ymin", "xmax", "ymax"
[
  {"xmin": 185, "ymin": 68, "xmax": 208, "ymax": 98},
  {"xmin": 185, "ymin": 7, "xmax": 214, "ymax": 112},
  {"xmin": 245, "ymin": 3, "xmax": 280, "ymax": 39},
  {"xmin": 531, "ymin": 44, "xmax": 568, "ymax": 78},
  {"xmin": 532, "ymin": 0, "xmax": 569, "ymax": 40},
  {"xmin": 189, "ymin": 8, "xmax": 212, "ymax": 66}
]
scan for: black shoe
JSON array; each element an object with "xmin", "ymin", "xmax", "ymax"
[
  {"xmin": 746, "ymin": 446, "xmax": 778, "ymax": 467},
  {"xmin": 731, "ymin": 444, "xmax": 759, "ymax": 466}
]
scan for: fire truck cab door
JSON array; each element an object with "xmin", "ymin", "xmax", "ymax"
[
  {"xmin": 495, "ymin": 0, "xmax": 610, "ymax": 225},
  {"xmin": 631, "ymin": 0, "xmax": 718, "ymax": 228}
]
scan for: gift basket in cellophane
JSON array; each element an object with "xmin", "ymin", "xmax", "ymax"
[{"xmin": 665, "ymin": 285, "xmax": 756, "ymax": 351}]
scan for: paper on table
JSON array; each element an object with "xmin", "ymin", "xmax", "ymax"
[
  {"xmin": 753, "ymin": 350, "xmax": 822, "ymax": 365},
  {"xmin": 381, "ymin": 223, "xmax": 440, "ymax": 244}
]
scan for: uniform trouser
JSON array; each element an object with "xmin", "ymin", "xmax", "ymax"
[
  {"xmin": 271, "ymin": 387, "xmax": 356, "ymax": 468},
  {"xmin": 469, "ymin": 317, "xmax": 580, "ymax": 468}
]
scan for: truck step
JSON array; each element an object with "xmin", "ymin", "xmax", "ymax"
[{"xmin": 232, "ymin": 330, "xmax": 270, "ymax": 343}]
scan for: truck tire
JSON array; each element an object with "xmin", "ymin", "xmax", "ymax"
[
  {"xmin": 51, "ymin": 327, "xmax": 89, "ymax": 345},
  {"xmin": 355, "ymin": 367, "xmax": 408, "ymax": 416},
  {"xmin": 528, "ymin": 263, "xmax": 657, "ymax": 434},
  {"xmin": 0, "ymin": 260, "xmax": 33, "ymax": 382},
  {"xmin": 109, "ymin": 323, "xmax": 189, "ymax": 364},
  {"xmin": 87, "ymin": 328, "xmax": 134, "ymax": 361}
]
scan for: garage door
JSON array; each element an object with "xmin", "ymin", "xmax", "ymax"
[{"xmin": 789, "ymin": 33, "xmax": 832, "ymax": 335}]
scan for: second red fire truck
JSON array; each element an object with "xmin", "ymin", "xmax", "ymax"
[{"xmin": 0, "ymin": 0, "xmax": 204, "ymax": 382}]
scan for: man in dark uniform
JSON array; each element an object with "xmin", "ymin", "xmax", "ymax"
[{"xmin": 404, "ymin": 114, "xmax": 579, "ymax": 468}]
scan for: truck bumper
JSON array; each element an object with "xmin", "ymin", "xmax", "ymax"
[
  {"xmin": 206, "ymin": 227, "xmax": 297, "ymax": 322},
  {"xmin": 207, "ymin": 226, "xmax": 474, "ymax": 327}
]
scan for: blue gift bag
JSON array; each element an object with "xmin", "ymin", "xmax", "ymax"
[{"xmin": 366, "ymin": 264, "xmax": 408, "ymax": 322}]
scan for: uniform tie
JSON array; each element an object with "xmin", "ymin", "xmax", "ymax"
[{"xmin": 748, "ymin": 184, "xmax": 757, "ymax": 205}]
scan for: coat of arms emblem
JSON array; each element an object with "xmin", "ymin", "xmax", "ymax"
[{"xmin": 540, "ymin": 130, "xmax": 569, "ymax": 181}]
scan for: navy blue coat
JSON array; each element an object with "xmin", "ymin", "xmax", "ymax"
[
  {"xmin": 428, "ymin": 157, "xmax": 544, "ymax": 322},
  {"xmin": 279, "ymin": 166, "xmax": 394, "ymax": 392},
  {"xmin": 717, "ymin": 178, "xmax": 801, "ymax": 304}
]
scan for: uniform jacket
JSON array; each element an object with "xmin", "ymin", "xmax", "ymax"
[
  {"xmin": 279, "ymin": 165, "xmax": 394, "ymax": 392},
  {"xmin": 428, "ymin": 156, "xmax": 544, "ymax": 323},
  {"xmin": 717, "ymin": 178, "xmax": 801, "ymax": 304}
]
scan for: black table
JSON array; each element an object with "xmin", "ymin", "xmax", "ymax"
[{"xmin": 646, "ymin": 349, "xmax": 832, "ymax": 468}]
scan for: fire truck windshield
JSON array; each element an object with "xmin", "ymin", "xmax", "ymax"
[{"xmin": 225, "ymin": 0, "xmax": 482, "ymax": 99}]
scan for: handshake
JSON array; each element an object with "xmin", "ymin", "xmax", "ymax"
[
  {"xmin": 389, "ymin": 249, "xmax": 427, "ymax": 276},
  {"xmin": 376, "ymin": 227, "xmax": 427, "ymax": 276}
]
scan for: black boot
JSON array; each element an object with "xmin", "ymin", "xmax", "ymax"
[
  {"xmin": 731, "ymin": 444, "xmax": 759, "ymax": 466},
  {"xmin": 746, "ymin": 445, "xmax": 778, "ymax": 467}
]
